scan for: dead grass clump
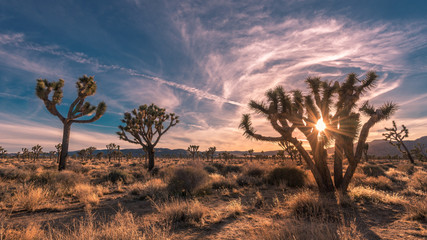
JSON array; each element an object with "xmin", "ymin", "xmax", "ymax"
[
  {"xmin": 385, "ymin": 168, "xmax": 409, "ymax": 182},
  {"xmin": 287, "ymin": 190, "xmax": 339, "ymax": 221},
  {"xmin": 360, "ymin": 176, "xmax": 393, "ymax": 191},
  {"xmin": 3, "ymin": 223, "xmax": 45, "ymax": 240},
  {"xmin": 407, "ymin": 171, "xmax": 427, "ymax": 192},
  {"xmin": 155, "ymin": 199, "xmax": 209, "ymax": 226},
  {"xmin": 210, "ymin": 173, "xmax": 236, "ymax": 189},
  {"xmin": 360, "ymin": 164, "xmax": 385, "ymax": 177},
  {"xmin": 11, "ymin": 185, "xmax": 52, "ymax": 211},
  {"xmin": 405, "ymin": 198, "xmax": 427, "ymax": 223},
  {"xmin": 220, "ymin": 165, "xmax": 241, "ymax": 175},
  {"xmin": 129, "ymin": 178, "xmax": 168, "ymax": 200},
  {"xmin": 0, "ymin": 167, "xmax": 30, "ymax": 182},
  {"xmin": 167, "ymin": 166, "xmax": 210, "ymax": 196},
  {"xmin": 73, "ymin": 183, "xmax": 103, "ymax": 206},
  {"xmin": 267, "ymin": 167, "xmax": 306, "ymax": 188},
  {"xmin": 251, "ymin": 219, "xmax": 363, "ymax": 240},
  {"xmin": 396, "ymin": 163, "xmax": 415, "ymax": 175},
  {"xmin": 105, "ymin": 169, "xmax": 134, "ymax": 184},
  {"xmin": 226, "ymin": 198, "xmax": 243, "ymax": 217},
  {"xmin": 349, "ymin": 186, "xmax": 408, "ymax": 205}
]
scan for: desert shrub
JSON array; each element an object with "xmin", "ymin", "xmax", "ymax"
[
  {"xmin": 407, "ymin": 171, "xmax": 427, "ymax": 192},
  {"xmin": 0, "ymin": 167, "xmax": 30, "ymax": 182},
  {"xmin": 267, "ymin": 167, "xmax": 306, "ymax": 187},
  {"xmin": 405, "ymin": 198, "xmax": 427, "ymax": 223},
  {"xmin": 349, "ymin": 186, "xmax": 408, "ymax": 205},
  {"xmin": 358, "ymin": 176, "xmax": 393, "ymax": 191},
  {"xmin": 73, "ymin": 183, "xmax": 103, "ymax": 206},
  {"xmin": 226, "ymin": 199, "xmax": 243, "ymax": 217},
  {"xmin": 210, "ymin": 173, "xmax": 236, "ymax": 189},
  {"xmin": 385, "ymin": 168, "xmax": 409, "ymax": 182},
  {"xmin": 244, "ymin": 164, "xmax": 265, "ymax": 178},
  {"xmin": 2, "ymin": 223, "xmax": 45, "ymax": 240},
  {"xmin": 396, "ymin": 163, "xmax": 415, "ymax": 175},
  {"xmin": 155, "ymin": 199, "xmax": 209, "ymax": 226},
  {"xmin": 203, "ymin": 165, "xmax": 217, "ymax": 174},
  {"xmin": 167, "ymin": 167, "xmax": 210, "ymax": 196},
  {"xmin": 11, "ymin": 185, "xmax": 51, "ymax": 211},
  {"xmin": 212, "ymin": 163, "xmax": 225, "ymax": 172},
  {"xmin": 129, "ymin": 178, "xmax": 168, "ymax": 200},
  {"xmin": 236, "ymin": 175, "xmax": 264, "ymax": 187},
  {"xmin": 360, "ymin": 164, "xmax": 385, "ymax": 177},
  {"xmin": 221, "ymin": 165, "xmax": 241, "ymax": 175},
  {"xmin": 250, "ymin": 219, "xmax": 363, "ymax": 240},
  {"xmin": 287, "ymin": 190, "xmax": 339, "ymax": 221},
  {"xmin": 29, "ymin": 170, "xmax": 57, "ymax": 185},
  {"xmin": 105, "ymin": 169, "xmax": 134, "ymax": 184}
]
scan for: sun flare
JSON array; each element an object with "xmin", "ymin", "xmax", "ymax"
[{"xmin": 316, "ymin": 117, "xmax": 326, "ymax": 132}]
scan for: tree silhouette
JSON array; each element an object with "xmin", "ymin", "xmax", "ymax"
[
  {"xmin": 106, "ymin": 143, "xmax": 117, "ymax": 162},
  {"xmin": 206, "ymin": 146, "xmax": 216, "ymax": 161},
  {"xmin": 187, "ymin": 145, "xmax": 199, "ymax": 161},
  {"xmin": 248, "ymin": 149, "xmax": 254, "ymax": 161},
  {"xmin": 383, "ymin": 121, "xmax": 414, "ymax": 164},
  {"xmin": 21, "ymin": 148, "xmax": 29, "ymax": 160},
  {"xmin": 117, "ymin": 104, "xmax": 179, "ymax": 171},
  {"xmin": 55, "ymin": 143, "xmax": 62, "ymax": 163},
  {"xmin": 36, "ymin": 75, "xmax": 106, "ymax": 170},
  {"xmin": 240, "ymin": 72, "xmax": 396, "ymax": 192},
  {"xmin": 0, "ymin": 146, "xmax": 7, "ymax": 159},
  {"xmin": 31, "ymin": 144, "xmax": 43, "ymax": 162}
]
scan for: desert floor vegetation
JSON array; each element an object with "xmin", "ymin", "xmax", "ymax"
[{"xmin": 0, "ymin": 157, "xmax": 426, "ymax": 239}]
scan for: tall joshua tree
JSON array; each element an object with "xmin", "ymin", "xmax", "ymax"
[
  {"xmin": 188, "ymin": 145, "xmax": 199, "ymax": 161},
  {"xmin": 0, "ymin": 146, "xmax": 7, "ymax": 159},
  {"xmin": 240, "ymin": 72, "xmax": 396, "ymax": 192},
  {"xmin": 383, "ymin": 121, "xmax": 414, "ymax": 164},
  {"xmin": 117, "ymin": 104, "xmax": 179, "ymax": 171},
  {"xmin": 55, "ymin": 143, "xmax": 62, "ymax": 163},
  {"xmin": 106, "ymin": 143, "xmax": 117, "ymax": 162},
  {"xmin": 206, "ymin": 146, "xmax": 216, "ymax": 161},
  {"xmin": 31, "ymin": 144, "xmax": 43, "ymax": 162},
  {"xmin": 36, "ymin": 75, "xmax": 106, "ymax": 171}
]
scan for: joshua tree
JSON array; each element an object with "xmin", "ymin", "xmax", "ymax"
[
  {"xmin": 362, "ymin": 143, "xmax": 369, "ymax": 162},
  {"xmin": 383, "ymin": 121, "xmax": 414, "ymax": 164},
  {"xmin": 48, "ymin": 151, "xmax": 56, "ymax": 161},
  {"xmin": 117, "ymin": 104, "xmax": 179, "ymax": 171},
  {"xmin": 36, "ymin": 75, "xmax": 106, "ymax": 170},
  {"xmin": 31, "ymin": 144, "xmax": 43, "ymax": 162},
  {"xmin": 240, "ymin": 72, "xmax": 396, "ymax": 192},
  {"xmin": 106, "ymin": 143, "xmax": 117, "ymax": 162},
  {"xmin": 278, "ymin": 140, "xmax": 301, "ymax": 163},
  {"xmin": 248, "ymin": 149, "xmax": 254, "ymax": 161},
  {"xmin": 21, "ymin": 148, "xmax": 29, "ymax": 160},
  {"xmin": 55, "ymin": 143, "xmax": 62, "ymax": 163},
  {"xmin": 206, "ymin": 146, "xmax": 216, "ymax": 161},
  {"xmin": 86, "ymin": 146, "xmax": 96, "ymax": 161},
  {"xmin": 187, "ymin": 145, "xmax": 199, "ymax": 161},
  {"xmin": 411, "ymin": 143, "xmax": 426, "ymax": 162},
  {"xmin": 96, "ymin": 151, "xmax": 104, "ymax": 160},
  {"xmin": 0, "ymin": 146, "xmax": 7, "ymax": 159}
]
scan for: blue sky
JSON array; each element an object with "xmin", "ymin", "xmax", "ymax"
[{"xmin": 0, "ymin": 0, "xmax": 426, "ymax": 152}]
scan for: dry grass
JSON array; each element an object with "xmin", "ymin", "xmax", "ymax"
[
  {"xmin": 407, "ymin": 171, "xmax": 427, "ymax": 192},
  {"xmin": 154, "ymin": 199, "xmax": 210, "ymax": 226},
  {"xmin": 129, "ymin": 178, "xmax": 168, "ymax": 200},
  {"xmin": 167, "ymin": 166, "xmax": 210, "ymax": 196},
  {"xmin": 359, "ymin": 176, "xmax": 393, "ymax": 191},
  {"xmin": 11, "ymin": 185, "xmax": 52, "ymax": 211},
  {"xmin": 226, "ymin": 198, "xmax": 243, "ymax": 217},
  {"xmin": 250, "ymin": 219, "xmax": 363, "ymax": 240},
  {"xmin": 385, "ymin": 168, "xmax": 410, "ymax": 182},
  {"xmin": 287, "ymin": 190, "xmax": 339, "ymax": 221},
  {"xmin": 73, "ymin": 183, "xmax": 104, "ymax": 206},
  {"xmin": 349, "ymin": 186, "xmax": 408, "ymax": 205},
  {"xmin": 405, "ymin": 198, "xmax": 427, "ymax": 222}
]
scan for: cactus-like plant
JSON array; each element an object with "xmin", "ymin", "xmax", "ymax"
[
  {"xmin": 206, "ymin": 146, "xmax": 216, "ymax": 161},
  {"xmin": 0, "ymin": 146, "xmax": 7, "ymax": 159},
  {"xmin": 383, "ymin": 121, "xmax": 414, "ymax": 164},
  {"xmin": 117, "ymin": 104, "xmax": 179, "ymax": 171},
  {"xmin": 106, "ymin": 143, "xmax": 117, "ymax": 162},
  {"xmin": 31, "ymin": 144, "xmax": 43, "ymax": 162},
  {"xmin": 21, "ymin": 148, "xmax": 29, "ymax": 160},
  {"xmin": 36, "ymin": 75, "xmax": 106, "ymax": 170},
  {"xmin": 240, "ymin": 72, "xmax": 396, "ymax": 192},
  {"xmin": 188, "ymin": 145, "xmax": 199, "ymax": 161}
]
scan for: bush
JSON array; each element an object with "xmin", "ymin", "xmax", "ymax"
[
  {"xmin": 267, "ymin": 167, "xmax": 306, "ymax": 187},
  {"xmin": 156, "ymin": 199, "xmax": 209, "ymax": 226},
  {"xmin": 210, "ymin": 174, "xmax": 236, "ymax": 189},
  {"xmin": 408, "ymin": 171, "xmax": 427, "ymax": 192},
  {"xmin": 287, "ymin": 190, "xmax": 339, "ymax": 222},
  {"xmin": 221, "ymin": 165, "xmax": 241, "ymax": 175},
  {"xmin": 167, "ymin": 167, "xmax": 210, "ymax": 196},
  {"xmin": 105, "ymin": 169, "xmax": 134, "ymax": 184},
  {"xmin": 361, "ymin": 164, "xmax": 385, "ymax": 177},
  {"xmin": 203, "ymin": 165, "xmax": 217, "ymax": 174},
  {"xmin": 396, "ymin": 164, "xmax": 415, "ymax": 175},
  {"xmin": 129, "ymin": 178, "xmax": 168, "ymax": 200}
]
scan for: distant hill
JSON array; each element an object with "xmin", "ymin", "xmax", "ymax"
[{"xmin": 366, "ymin": 136, "xmax": 427, "ymax": 157}]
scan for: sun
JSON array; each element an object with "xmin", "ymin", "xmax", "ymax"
[{"xmin": 316, "ymin": 117, "xmax": 326, "ymax": 132}]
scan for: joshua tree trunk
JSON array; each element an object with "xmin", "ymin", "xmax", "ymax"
[
  {"xmin": 147, "ymin": 147, "xmax": 155, "ymax": 171},
  {"xmin": 59, "ymin": 122, "xmax": 71, "ymax": 171},
  {"xmin": 401, "ymin": 144, "xmax": 415, "ymax": 164}
]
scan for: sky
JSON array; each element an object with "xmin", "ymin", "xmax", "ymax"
[{"xmin": 0, "ymin": 0, "xmax": 426, "ymax": 153}]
